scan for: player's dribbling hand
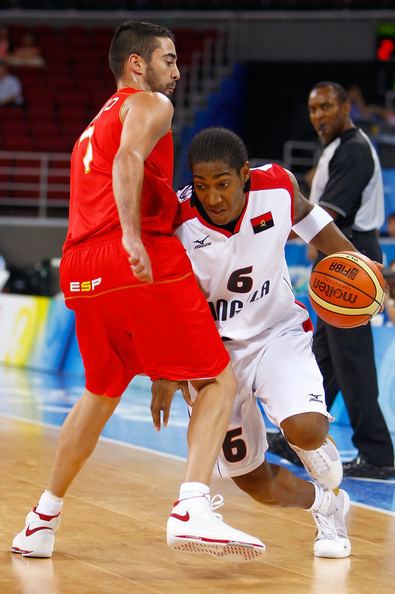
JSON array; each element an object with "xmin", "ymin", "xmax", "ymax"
[
  {"xmin": 150, "ymin": 380, "xmax": 192, "ymax": 431},
  {"xmin": 122, "ymin": 236, "xmax": 153, "ymax": 283}
]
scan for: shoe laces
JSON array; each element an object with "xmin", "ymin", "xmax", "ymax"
[
  {"xmin": 301, "ymin": 449, "xmax": 329, "ymax": 476},
  {"xmin": 313, "ymin": 509, "xmax": 338, "ymax": 541},
  {"xmin": 210, "ymin": 494, "xmax": 224, "ymax": 520}
]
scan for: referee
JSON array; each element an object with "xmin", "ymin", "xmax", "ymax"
[{"xmin": 307, "ymin": 80, "xmax": 394, "ymax": 479}]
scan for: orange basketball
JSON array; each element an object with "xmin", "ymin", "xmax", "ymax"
[{"xmin": 308, "ymin": 251, "xmax": 385, "ymax": 328}]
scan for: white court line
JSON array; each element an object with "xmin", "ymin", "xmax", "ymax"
[
  {"xmin": 38, "ymin": 405, "xmax": 73, "ymax": 414},
  {"xmin": 32, "ymin": 404, "xmax": 188, "ymax": 429},
  {"xmin": 35, "ymin": 405, "xmax": 189, "ymax": 428},
  {"xmin": 119, "ymin": 413, "xmax": 188, "ymax": 428},
  {"xmin": 0, "ymin": 411, "xmax": 186, "ymax": 463},
  {"xmin": 1, "ymin": 411, "xmax": 394, "ymax": 516},
  {"xmin": 351, "ymin": 500, "xmax": 395, "ymax": 516}
]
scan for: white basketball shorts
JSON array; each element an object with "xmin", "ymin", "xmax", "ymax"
[{"xmin": 214, "ymin": 325, "xmax": 330, "ymax": 479}]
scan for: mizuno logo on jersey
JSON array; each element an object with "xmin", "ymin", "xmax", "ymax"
[
  {"xmin": 251, "ymin": 211, "xmax": 274, "ymax": 234},
  {"xmin": 308, "ymin": 393, "xmax": 323, "ymax": 403},
  {"xmin": 193, "ymin": 235, "xmax": 212, "ymax": 249}
]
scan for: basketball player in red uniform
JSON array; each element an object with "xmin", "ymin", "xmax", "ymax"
[{"xmin": 11, "ymin": 22, "xmax": 264, "ymax": 562}]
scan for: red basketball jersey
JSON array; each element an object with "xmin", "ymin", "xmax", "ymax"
[{"xmin": 64, "ymin": 87, "xmax": 177, "ymax": 251}]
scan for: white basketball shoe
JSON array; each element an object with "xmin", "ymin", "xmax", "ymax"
[
  {"xmin": 167, "ymin": 493, "xmax": 265, "ymax": 561},
  {"xmin": 290, "ymin": 437, "xmax": 343, "ymax": 489},
  {"xmin": 313, "ymin": 489, "xmax": 351, "ymax": 558},
  {"xmin": 12, "ymin": 508, "xmax": 61, "ymax": 558}
]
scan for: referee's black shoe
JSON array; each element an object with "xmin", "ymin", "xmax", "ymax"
[
  {"xmin": 266, "ymin": 432, "xmax": 302, "ymax": 467},
  {"xmin": 342, "ymin": 455, "xmax": 395, "ymax": 479}
]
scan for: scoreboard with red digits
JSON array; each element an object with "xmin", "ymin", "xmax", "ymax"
[{"xmin": 376, "ymin": 23, "xmax": 395, "ymax": 61}]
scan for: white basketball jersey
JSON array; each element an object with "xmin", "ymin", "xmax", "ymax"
[{"xmin": 176, "ymin": 164, "xmax": 309, "ymax": 341}]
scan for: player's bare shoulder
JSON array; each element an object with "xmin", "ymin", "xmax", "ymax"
[
  {"xmin": 121, "ymin": 90, "xmax": 173, "ymax": 122},
  {"xmin": 282, "ymin": 167, "xmax": 298, "ymax": 187}
]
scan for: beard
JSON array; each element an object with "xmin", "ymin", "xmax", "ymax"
[{"xmin": 145, "ymin": 64, "xmax": 173, "ymax": 97}]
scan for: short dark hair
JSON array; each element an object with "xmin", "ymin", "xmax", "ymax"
[
  {"xmin": 311, "ymin": 81, "xmax": 349, "ymax": 103},
  {"xmin": 109, "ymin": 20, "xmax": 175, "ymax": 81},
  {"xmin": 188, "ymin": 127, "xmax": 248, "ymax": 171}
]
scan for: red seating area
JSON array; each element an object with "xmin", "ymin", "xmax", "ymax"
[
  {"xmin": 1, "ymin": 24, "xmax": 217, "ymax": 154},
  {"xmin": 1, "ymin": 25, "xmax": 113, "ymax": 154},
  {"xmin": 0, "ymin": 24, "xmax": 217, "ymax": 211}
]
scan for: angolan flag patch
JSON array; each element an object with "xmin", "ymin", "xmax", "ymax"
[{"xmin": 250, "ymin": 211, "xmax": 274, "ymax": 234}]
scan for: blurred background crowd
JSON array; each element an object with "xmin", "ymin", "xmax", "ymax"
[{"xmin": 0, "ymin": 0, "xmax": 395, "ymax": 315}]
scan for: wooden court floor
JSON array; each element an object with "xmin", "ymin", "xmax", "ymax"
[{"xmin": 1, "ymin": 416, "xmax": 394, "ymax": 594}]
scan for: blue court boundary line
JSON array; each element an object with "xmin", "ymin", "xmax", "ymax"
[{"xmin": 2, "ymin": 411, "xmax": 394, "ymax": 517}]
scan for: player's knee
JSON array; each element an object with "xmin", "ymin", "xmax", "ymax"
[
  {"xmin": 281, "ymin": 412, "xmax": 328, "ymax": 450},
  {"xmin": 84, "ymin": 389, "xmax": 121, "ymax": 418}
]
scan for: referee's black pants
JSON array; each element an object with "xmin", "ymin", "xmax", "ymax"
[{"xmin": 312, "ymin": 317, "xmax": 394, "ymax": 466}]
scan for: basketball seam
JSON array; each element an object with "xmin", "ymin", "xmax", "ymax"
[
  {"xmin": 323, "ymin": 252, "xmax": 384, "ymax": 298},
  {"xmin": 310, "ymin": 270, "xmax": 379, "ymax": 304},
  {"xmin": 308, "ymin": 285, "xmax": 380, "ymax": 316}
]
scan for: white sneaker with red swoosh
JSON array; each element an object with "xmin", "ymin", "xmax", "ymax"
[
  {"xmin": 167, "ymin": 494, "xmax": 265, "ymax": 561},
  {"xmin": 12, "ymin": 508, "xmax": 61, "ymax": 558}
]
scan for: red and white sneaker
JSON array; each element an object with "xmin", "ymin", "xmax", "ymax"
[
  {"xmin": 12, "ymin": 508, "xmax": 61, "ymax": 558},
  {"xmin": 167, "ymin": 494, "xmax": 265, "ymax": 562}
]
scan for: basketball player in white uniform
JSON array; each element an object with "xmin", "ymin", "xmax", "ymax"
[{"xmin": 153, "ymin": 128, "xmax": 358, "ymax": 558}]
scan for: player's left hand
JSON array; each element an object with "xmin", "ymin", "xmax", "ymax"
[{"xmin": 150, "ymin": 379, "xmax": 192, "ymax": 431}]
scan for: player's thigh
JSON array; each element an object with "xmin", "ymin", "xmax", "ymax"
[
  {"xmin": 72, "ymin": 291, "xmax": 142, "ymax": 397},
  {"xmin": 215, "ymin": 341, "xmax": 267, "ymax": 479},
  {"xmin": 254, "ymin": 329, "xmax": 329, "ymax": 427},
  {"xmin": 60, "ymin": 237, "xmax": 142, "ymax": 396},
  {"xmin": 127, "ymin": 273, "xmax": 229, "ymax": 381},
  {"xmin": 216, "ymin": 389, "xmax": 267, "ymax": 479}
]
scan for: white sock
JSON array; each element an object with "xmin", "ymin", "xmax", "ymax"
[
  {"xmin": 179, "ymin": 482, "xmax": 209, "ymax": 500},
  {"xmin": 36, "ymin": 490, "xmax": 64, "ymax": 516},
  {"xmin": 307, "ymin": 483, "xmax": 336, "ymax": 516}
]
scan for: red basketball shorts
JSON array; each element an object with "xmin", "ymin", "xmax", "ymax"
[{"xmin": 60, "ymin": 232, "xmax": 229, "ymax": 397}]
